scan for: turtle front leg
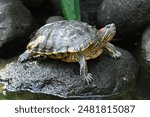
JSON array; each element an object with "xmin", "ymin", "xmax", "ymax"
[
  {"xmin": 18, "ymin": 50, "xmax": 33, "ymax": 62},
  {"xmin": 78, "ymin": 54, "xmax": 93, "ymax": 85},
  {"xmin": 104, "ymin": 43, "xmax": 122, "ymax": 59}
]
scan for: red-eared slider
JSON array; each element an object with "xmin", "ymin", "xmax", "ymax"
[{"xmin": 18, "ymin": 20, "xmax": 122, "ymax": 84}]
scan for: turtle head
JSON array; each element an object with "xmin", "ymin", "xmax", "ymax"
[{"xmin": 96, "ymin": 23, "xmax": 116, "ymax": 44}]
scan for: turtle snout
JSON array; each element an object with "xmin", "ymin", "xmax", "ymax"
[
  {"xmin": 110, "ymin": 23, "xmax": 115, "ymax": 27},
  {"xmin": 109, "ymin": 23, "xmax": 116, "ymax": 33},
  {"xmin": 108, "ymin": 23, "xmax": 116, "ymax": 30}
]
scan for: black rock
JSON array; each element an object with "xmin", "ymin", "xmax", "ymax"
[
  {"xmin": 141, "ymin": 25, "xmax": 150, "ymax": 62},
  {"xmin": 97, "ymin": 0, "xmax": 150, "ymax": 36},
  {"xmin": 80, "ymin": 0, "xmax": 103, "ymax": 25},
  {"xmin": 0, "ymin": 0, "xmax": 37, "ymax": 58},
  {"xmin": 50, "ymin": 0, "xmax": 62, "ymax": 16},
  {"xmin": 137, "ymin": 25, "xmax": 150, "ymax": 80},
  {"xmin": 0, "ymin": 48, "xmax": 138, "ymax": 99},
  {"xmin": 132, "ymin": 25, "xmax": 150, "ymax": 99},
  {"xmin": 46, "ymin": 16, "xmax": 64, "ymax": 24},
  {"xmin": 21, "ymin": 0, "xmax": 52, "ymax": 25},
  {"xmin": 20, "ymin": 0, "xmax": 46, "ymax": 7}
]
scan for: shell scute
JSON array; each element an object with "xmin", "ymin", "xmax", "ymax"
[{"xmin": 27, "ymin": 20, "xmax": 97, "ymax": 55}]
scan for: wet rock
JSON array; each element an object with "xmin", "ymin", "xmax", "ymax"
[
  {"xmin": 46, "ymin": 16, "xmax": 64, "ymax": 24},
  {"xmin": 141, "ymin": 25, "xmax": 150, "ymax": 62},
  {"xmin": 137, "ymin": 24, "xmax": 150, "ymax": 80},
  {"xmin": 132, "ymin": 25, "xmax": 150, "ymax": 99},
  {"xmin": 0, "ymin": 48, "xmax": 138, "ymax": 99},
  {"xmin": 97, "ymin": 0, "xmax": 150, "ymax": 36},
  {"xmin": 0, "ymin": 0, "xmax": 37, "ymax": 58}
]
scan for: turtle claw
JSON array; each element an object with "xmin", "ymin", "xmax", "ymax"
[
  {"xmin": 111, "ymin": 51, "xmax": 123, "ymax": 59},
  {"xmin": 18, "ymin": 53, "xmax": 27, "ymax": 62},
  {"xmin": 84, "ymin": 73, "xmax": 94, "ymax": 85},
  {"xmin": 18, "ymin": 51, "xmax": 32, "ymax": 62}
]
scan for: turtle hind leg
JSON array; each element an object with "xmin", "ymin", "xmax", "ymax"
[
  {"xmin": 104, "ymin": 43, "xmax": 122, "ymax": 59},
  {"xmin": 79, "ymin": 54, "xmax": 94, "ymax": 85},
  {"xmin": 18, "ymin": 50, "xmax": 33, "ymax": 62}
]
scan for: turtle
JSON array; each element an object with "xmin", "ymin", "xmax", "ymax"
[{"xmin": 18, "ymin": 20, "xmax": 122, "ymax": 84}]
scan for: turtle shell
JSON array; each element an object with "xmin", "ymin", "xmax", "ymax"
[{"xmin": 27, "ymin": 20, "xmax": 97, "ymax": 54}]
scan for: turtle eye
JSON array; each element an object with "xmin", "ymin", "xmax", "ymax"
[{"xmin": 106, "ymin": 25, "xmax": 111, "ymax": 29}]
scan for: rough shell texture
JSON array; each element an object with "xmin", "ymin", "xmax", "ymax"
[{"xmin": 27, "ymin": 20, "xmax": 97, "ymax": 54}]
